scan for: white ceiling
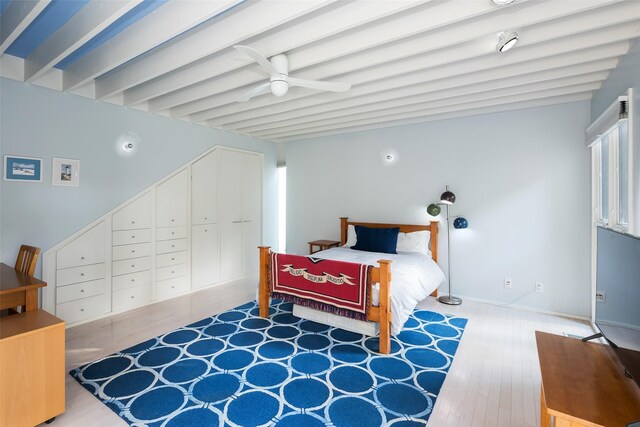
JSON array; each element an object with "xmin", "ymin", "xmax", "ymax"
[{"xmin": 1, "ymin": 0, "xmax": 639, "ymax": 142}]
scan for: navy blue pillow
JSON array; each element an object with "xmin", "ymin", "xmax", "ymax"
[{"xmin": 351, "ymin": 226, "xmax": 400, "ymax": 254}]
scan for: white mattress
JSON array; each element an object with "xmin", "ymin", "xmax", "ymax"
[{"xmin": 296, "ymin": 247, "xmax": 445, "ymax": 335}]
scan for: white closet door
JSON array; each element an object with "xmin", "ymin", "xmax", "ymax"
[
  {"xmin": 242, "ymin": 153, "xmax": 262, "ymax": 275},
  {"xmin": 219, "ymin": 150, "xmax": 244, "ymax": 281},
  {"xmin": 156, "ymin": 169, "xmax": 188, "ymax": 227},
  {"xmin": 220, "ymin": 222, "xmax": 242, "ymax": 281},
  {"xmin": 192, "ymin": 224, "xmax": 219, "ymax": 289},
  {"xmin": 112, "ymin": 192, "xmax": 152, "ymax": 230},
  {"xmin": 219, "ymin": 150, "xmax": 243, "ymax": 224},
  {"xmin": 192, "ymin": 151, "xmax": 218, "ymax": 225}
]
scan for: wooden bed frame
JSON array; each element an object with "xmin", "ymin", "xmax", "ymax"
[{"xmin": 258, "ymin": 217, "xmax": 439, "ymax": 354}]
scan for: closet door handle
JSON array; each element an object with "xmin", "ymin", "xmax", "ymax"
[
  {"xmin": 243, "ymin": 220, "xmax": 252, "ymax": 223},
  {"xmin": 232, "ymin": 220, "xmax": 242, "ymax": 223}
]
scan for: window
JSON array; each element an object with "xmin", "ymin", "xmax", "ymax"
[
  {"xmin": 617, "ymin": 120, "xmax": 629, "ymax": 227},
  {"xmin": 589, "ymin": 93, "xmax": 632, "ymax": 233}
]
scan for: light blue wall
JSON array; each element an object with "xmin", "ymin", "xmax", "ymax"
[
  {"xmin": 0, "ymin": 78, "xmax": 279, "ymax": 277},
  {"xmin": 591, "ymin": 37, "xmax": 640, "ymax": 235},
  {"xmin": 286, "ymin": 101, "xmax": 592, "ymax": 318}
]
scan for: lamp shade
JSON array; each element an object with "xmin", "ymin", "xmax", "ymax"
[
  {"xmin": 427, "ymin": 203, "xmax": 441, "ymax": 216},
  {"xmin": 440, "ymin": 189, "xmax": 456, "ymax": 205},
  {"xmin": 453, "ymin": 217, "xmax": 468, "ymax": 229}
]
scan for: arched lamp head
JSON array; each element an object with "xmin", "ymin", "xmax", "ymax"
[
  {"xmin": 440, "ymin": 186, "xmax": 456, "ymax": 205},
  {"xmin": 453, "ymin": 217, "xmax": 469, "ymax": 229},
  {"xmin": 427, "ymin": 203, "xmax": 441, "ymax": 216}
]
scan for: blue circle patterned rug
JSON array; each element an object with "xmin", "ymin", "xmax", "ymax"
[{"xmin": 71, "ymin": 299, "xmax": 467, "ymax": 426}]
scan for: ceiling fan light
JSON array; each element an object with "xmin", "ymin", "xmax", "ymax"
[
  {"xmin": 490, "ymin": 0, "xmax": 515, "ymax": 5},
  {"xmin": 496, "ymin": 31, "xmax": 519, "ymax": 52},
  {"xmin": 270, "ymin": 80, "xmax": 288, "ymax": 97}
]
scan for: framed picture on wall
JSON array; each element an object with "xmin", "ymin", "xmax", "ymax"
[
  {"xmin": 3, "ymin": 155, "xmax": 43, "ymax": 182},
  {"xmin": 52, "ymin": 157, "xmax": 80, "ymax": 187}
]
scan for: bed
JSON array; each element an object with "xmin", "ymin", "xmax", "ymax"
[{"xmin": 258, "ymin": 217, "xmax": 444, "ymax": 354}]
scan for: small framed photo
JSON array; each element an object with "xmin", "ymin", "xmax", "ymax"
[
  {"xmin": 4, "ymin": 155, "xmax": 43, "ymax": 182},
  {"xmin": 52, "ymin": 157, "xmax": 80, "ymax": 187}
]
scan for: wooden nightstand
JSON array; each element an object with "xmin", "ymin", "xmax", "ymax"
[{"xmin": 308, "ymin": 240, "xmax": 341, "ymax": 254}]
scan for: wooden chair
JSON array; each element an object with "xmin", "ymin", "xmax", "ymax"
[
  {"xmin": 15, "ymin": 245, "xmax": 40, "ymax": 276},
  {"xmin": 9, "ymin": 245, "xmax": 41, "ymax": 314}
]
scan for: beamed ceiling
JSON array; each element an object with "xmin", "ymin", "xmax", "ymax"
[{"xmin": 1, "ymin": 0, "xmax": 639, "ymax": 142}]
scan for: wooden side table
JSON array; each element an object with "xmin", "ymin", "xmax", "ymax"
[
  {"xmin": 0, "ymin": 309, "xmax": 65, "ymax": 426},
  {"xmin": 308, "ymin": 239, "xmax": 341, "ymax": 254},
  {"xmin": 536, "ymin": 331, "xmax": 640, "ymax": 427}
]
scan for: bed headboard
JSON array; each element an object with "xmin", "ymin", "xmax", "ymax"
[{"xmin": 339, "ymin": 217, "xmax": 439, "ymax": 262}]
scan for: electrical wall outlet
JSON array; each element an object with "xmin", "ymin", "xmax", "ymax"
[
  {"xmin": 535, "ymin": 282, "xmax": 544, "ymax": 293},
  {"xmin": 596, "ymin": 291, "xmax": 606, "ymax": 303},
  {"xmin": 504, "ymin": 278, "xmax": 512, "ymax": 289}
]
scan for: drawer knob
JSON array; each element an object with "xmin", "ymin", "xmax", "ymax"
[
  {"xmin": 204, "ymin": 217, "xmax": 208, "ymax": 220},
  {"xmin": 131, "ymin": 296, "xmax": 135, "ymax": 299},
  {"xmin": 171, "ymin": 270, "xmax": 175, "ymax": 274},
  {"xmin": 171, "ymin": 245, "xmax": 175, "ymax": 248},
  {"xmin": 171, "ymin": 219, "xmax": 175, "ymax": 222},
  {"xmin": 81, "ymin": 256, "xmax": 85, "ymax": 260},
  {"xmin": 132, "ymin": 250, "xmax": 136, "ymax": 253},
  {"xmin": 171, "ymin": 285, "xmax": 175, "ymax": 289},
  {"xmin": 171, "ymin": 232, "xmax": 175, "ymax": 235},
  {"xmin": 131, "ymin": 221, "xmax": 135, "ymax": 224},
  {"xmin": 131, "ymin": 279, "xmax": 135, "ymax": 282},
  {"xmin": 131, "ymin": 264, "xmax": 135, "ymax": 267},
  {"xmin": 80, "ymin": 273, "xmax": 85, "ymax": 277},
  {"xmin": 205, "ymin": 229, "xmax": 208, "ymax": 232},
  {"xmin": 80, "ymin": 308, "xmax": 84, "ymax": 312},
  {"xmin": 132, "ymin": 235, "xmax": 135, "ymax": 238},
  {"xmin": 81, "ymin": 289, "xmax": 84, "ymax": 293},
  {"xmin": 171, "ymin": 257, "xmax": 175, "ymax": 261}
]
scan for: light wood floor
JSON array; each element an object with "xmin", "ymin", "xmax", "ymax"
[{"xmin": 47, "ymin": 278, "xmax": 593, "ymax": 427}]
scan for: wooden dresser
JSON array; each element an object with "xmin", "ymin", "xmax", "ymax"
[
  {"xmin": 0, "ymin": 310, "xmax": 65, "ymax": 426},
  {"xmin": 536, "ymin": 331, "xmax": 640, "ymax": 426}
]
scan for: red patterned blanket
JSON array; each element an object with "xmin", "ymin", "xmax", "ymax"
[{"xmin": 270, "ymin": 253, "xmax": 371, "ymax": 321}]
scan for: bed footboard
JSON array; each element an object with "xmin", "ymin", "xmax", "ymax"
[{"xmin": 258, "ymin": 246, "xmax": 392, "ymax": 354}]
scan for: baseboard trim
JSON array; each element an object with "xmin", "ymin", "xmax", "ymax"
[{"xmin": 458, "ymin": 295, "xmax": 591, "ymax": 322}]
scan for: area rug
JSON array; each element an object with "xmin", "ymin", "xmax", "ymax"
[{"xmin": 70, "ymin": 299, "xmax": 467, "ymax": 426}]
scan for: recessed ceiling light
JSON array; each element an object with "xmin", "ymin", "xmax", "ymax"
[
  {"xmin": 491, "ymin": 0, "xmax": 515, "ymax": 5},
  {"xmin": 496, "ymin": 31, "xmax": 519, "ymax": 52}
]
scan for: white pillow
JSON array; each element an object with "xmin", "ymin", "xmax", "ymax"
[
  {"xmin": 344, "ymin": 224, "xmax": 357, "ymax": 246},
  {"xmin": 396, "ymin": 230, "xmax": 431, "ymax": 255}
]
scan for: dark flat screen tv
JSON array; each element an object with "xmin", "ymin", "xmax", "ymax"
[{"xmin": 594, "ymin": 226, "xmax": 640, "ymax": 388}]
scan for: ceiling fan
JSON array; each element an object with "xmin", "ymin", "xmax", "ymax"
[{"xmin": 234, "ymin": 45, "xmax": 351, "ymax": 102}]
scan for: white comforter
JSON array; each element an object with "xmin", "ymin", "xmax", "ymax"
[{"xmin": 310, "ymin": 247, "xmax": 445, "ymax": 335}]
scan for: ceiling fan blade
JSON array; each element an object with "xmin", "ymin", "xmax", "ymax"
[
  {"xmin": 288, "ymin": 77, "xmax": 351, "ymax": 92},
  {"xmin": 234, "ymin": 45, "xmax": 277, "ymax": 74},
  {"xmin": 238, "ymin": 82, "xmax": 271, "ymax": 102}
]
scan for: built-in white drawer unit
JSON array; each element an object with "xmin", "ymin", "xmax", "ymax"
[
  {"xmin": 56, "ymin": 294, "xmax": 106, "ymax": 324},
  {"xmin": 156, "ymin": 276, "xmax": 189, "ymax": 300},
  {"xmin": 112, "ymin": 242, "xmax": 151, "ymax": 261},
  {"xmin": 157, "ymin": 251, "xmax": 187, "ymax": 268},
  {"xmin": 56, "ymin": 222, "xmax": 106, "ymax": 269},
  {"xmin": 157, "ymin": 226, "xmax": 187, "ymax": 241},
  {"xmin": 112, "ymin": 229, "xmax": 152, "ymax": 246},
  {"xmin": 156, "ymin": 238, "xmax": 188, "ymax": 254},
  {"xmin": 56, "ymin": 263, "xmax": 105, "ymax": 287},
  {"xmin": 56, "ymin": 279, "xmax": 105, "ymax": 304},
  {"xmin": 156, "ymin": 263, "xmax": 187, "ymax": 281},
  {"xmin": 113, "ymin": 270, "xmax": 151, "ymax": 292},
  {"xmin": 113, "ymin": 285, "xmax": 150, "ymax": 312},
  {"xmin": 112, "ymin": 257, "xmax": 151, "ymax": 276},
  {"xmin": 112, "ymin": 192, "xmax": 152, "ymax": 231}
]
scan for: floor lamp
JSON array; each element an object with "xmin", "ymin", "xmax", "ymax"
[{"xmin": 427, "ymin": 186, "xmax": 468, "ymax": 305}]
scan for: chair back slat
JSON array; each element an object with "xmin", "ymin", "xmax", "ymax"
[{"xmin": 15, "ymin": 245, "xmax": 41, "ymax": 277}]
